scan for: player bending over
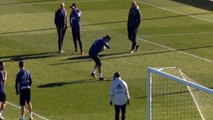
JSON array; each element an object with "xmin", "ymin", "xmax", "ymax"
[{"xmin": 89, "ymin": 35, "xmax": 111, "ymax": 80}]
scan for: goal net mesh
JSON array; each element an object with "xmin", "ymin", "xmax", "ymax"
[{"xmin": 150, "ymin": 67, "xmax": 213, "ymax": 120}]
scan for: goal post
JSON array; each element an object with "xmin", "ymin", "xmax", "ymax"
[{"xmin": 147, "ymin": 67, "xmax": 213, "ymax": 120}]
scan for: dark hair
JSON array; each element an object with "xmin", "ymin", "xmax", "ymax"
[
  {"xmin": 70, "ymin": 3, "xmax": 76, "ymax": 8},
  {"xmin": 0, "ymin": 61, "xmax": 3, "ymax": 70},
  {"xmin": 113, "ymin": 72, "xmax": 120, "ymax": 78},
  {"xmin": 103, "ymin": 35, "xmax": 111, "ymax": 40},
  {"xmin": 19, "ymin": 61, "xmax": 24, "ymax": 68}
]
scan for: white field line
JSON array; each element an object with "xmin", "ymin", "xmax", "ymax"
[
  {"xmin": 7, "ymin": 102, "xmax": 49, "ymax": 120},
  {"xmin": 142, "ymin": 32, "xmax": 213, "ymax": 37},
  {"xmin": 138, "ymin": 37, "xmax": 213, "ymax": 63},
  {"xmin": 137, "ymin": 0, "xmax": 213, "ymax": 23},
  {"xmin": 136, "ymin": 1, "xmax": 213, "ymax": 63}
]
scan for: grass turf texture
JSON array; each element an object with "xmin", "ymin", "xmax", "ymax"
[{"xmin": 0, "ymin": 0, "xmax": 213, "ymax": 119}]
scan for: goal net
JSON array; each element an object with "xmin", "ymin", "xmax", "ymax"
[{"xmin": 147, "ymin": 67, "xmax": 213, "ymax": 120}]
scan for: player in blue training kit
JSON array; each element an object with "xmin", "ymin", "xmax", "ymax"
[
  {"xmin": 15, "ymin": 61, "xmax": 33, "ymax": 120},
  {"xmin": 54, "ymin": 3, "xmax": 67, "ymax": 54},
  {"xmin": 127, "ymin": 1, "xmax": 141, "ymax": 54},
  {"xmin": 89, "ymin": 35, "xmax": 111, "ymax": 80},
  {"xmin": 0, "ymin": 61, "xmax": 7, "ymax": 120},
  {"xmin": 70, "ymin": 3, "xmax": 84, "ymax": 55}
]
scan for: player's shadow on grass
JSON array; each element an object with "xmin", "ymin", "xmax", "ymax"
[
  {"xmin": 171, "ymin": 0, "xmax": 213, "ymax": 11},
  {"xmin": 137, "ymin": 90, "xmax": 191, "ymax": 99},
  {"xmin": 1, "ymin": 12, "xmax": 211, "ymax": 35},
  {"xmin": 37, "ymin": 79, "xmax": 110, "ymax": 88},
  {"xmin": 0, "ymin": 0, "xmax": 56, "ymax": 6},
  {"xmin": 51, "ymin": 45, "xmax": 213, "ymax": 65},
  {"xmin": 143, "ymin": 12, "xmax": 212, "ymax": 21},
  {"xmin": 0, "ymin": 51, "xmax": 67, "ymax": 62},
  {"xmin": 67, "ymin": 51, "xmax": 129, "ymax": 60},
  {"xmin": 137, "ymin": 87, "xmax": 213, "ymax": 99},
  {"xmin": 50, "ymin": 51, "xmax": 129, "ymax": 65}
]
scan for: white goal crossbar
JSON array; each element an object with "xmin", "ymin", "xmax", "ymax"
[{"xmin": 147, "ymin": 67, "xmax": 213, "ymax": 120}]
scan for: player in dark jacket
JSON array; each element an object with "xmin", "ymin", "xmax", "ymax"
[
  {"xmin": 70, "ymin": 3, "xmax": 84, "ymax": 55},
  {"xmin": 15, "ymin": 61, "xmax": 33, "ymax": 120},
  {"xmin": 127, "ymin": 1, "xmax": 141, "ymax": 54},
  {"xmin": 54, "ymin": 3, "xmax": 67, "ymax": 54},
  {"xmin": 89, "ymin": 35, "xmax": 111, "ymax": 80}
]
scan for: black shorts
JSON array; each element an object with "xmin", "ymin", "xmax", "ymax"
[
  {"xmin": 0, "ymin": 92, "xmax": 6, "ymax": 102},
  {"xmin": 20, "ymin": 89, "xmax": 31, "ymax": 106},
  {"xmin": 89, "ymin": 53, "xmax": 102, "ymax": 67}
]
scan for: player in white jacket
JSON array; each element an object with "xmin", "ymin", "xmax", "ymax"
[{"xmin": 110, "ymin": 72, "xmax": 130, "ymax": 120}]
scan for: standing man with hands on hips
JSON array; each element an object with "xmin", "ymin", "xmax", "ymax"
[{"xmin": 55, "ymin": 2, "xmax": 67, "ymax": 54}]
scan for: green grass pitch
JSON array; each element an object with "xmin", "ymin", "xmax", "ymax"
[{"xmin": 0, "ymin": 0, "xmax": 213, "ymax": 119}]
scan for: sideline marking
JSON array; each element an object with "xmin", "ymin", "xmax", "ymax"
[
  {"xmin": 8, "ymin": 102, "xmax": 49, "ymax": 120},
  {"xmin": 142, "ymin": 32, "xmax": 213, "ymax": 37},
  {"xmin": 138, "ymin": 37, "xmax": 213, "ymax": 63},
  {"xmin": 137, "ymin": 0, "xmax": 213, "ymax": 23},
  {"xmin": 136, "ymin": 1, "xmax": 213, "ymax": 63}
]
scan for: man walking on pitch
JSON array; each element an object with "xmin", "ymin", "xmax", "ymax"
[
  {"xmin": 15, "ymin": 61, "xmax": 33, "ymax": 120},
  {"xmin": 127, "ymin": 1, "xmax": 141, "ymax": 53},
  {"xmin": 110, "ymin": 72, "xmax": 130, "ymax": 120},
  {"xmin": 89, "ymin": 35, "xmax": 111, "ymax": 80},
  {"xmin": 55, "ymin": 3, "xmax": 67, "ymax": 54},
  {"xmin": 70, "ymin": 3, "xmax": 84, "ymax": 55},
  {"xmin": 0, "ymin": 61, "xmax": 7, "ymax": 120}
]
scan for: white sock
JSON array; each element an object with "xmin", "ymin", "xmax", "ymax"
[
  {"xmin": 92, "ymin": 69, "xmax": 96, "ymax": 74},
  {"xmin": 0, "ymin": 110, "xmax": 2, "ymax": 117},
  {"xmin": 99, "ymin": 73, "xmax": 103, "ymax": 78},
  {"xmin": 30, "ymin": 112, "xmax": 33, "ymax": 117},
  {"xmin": 21, "ymin": 115, "xmax": 24, "ymax": 119}
]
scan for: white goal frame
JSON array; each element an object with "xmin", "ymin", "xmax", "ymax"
[{"xmin": 147, "ymin": 67, "xmax": 213, "ymax": 120}]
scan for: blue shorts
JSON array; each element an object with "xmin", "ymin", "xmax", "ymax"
[
  {"xmin": 0, "ymin": 92, "xmax": 6, "ymax": 102},
  {"xmin": 20, "ymin": 89, "xmax": 31, "ymax": 106},
  {"xmin": 89, "ymin": 53, "xmax": 102, "ymax": 67}
]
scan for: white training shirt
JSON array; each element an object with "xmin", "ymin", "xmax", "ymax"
[{"xmin": 110, "ymin": 78, "xmax": 130, "ymax": 105}]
